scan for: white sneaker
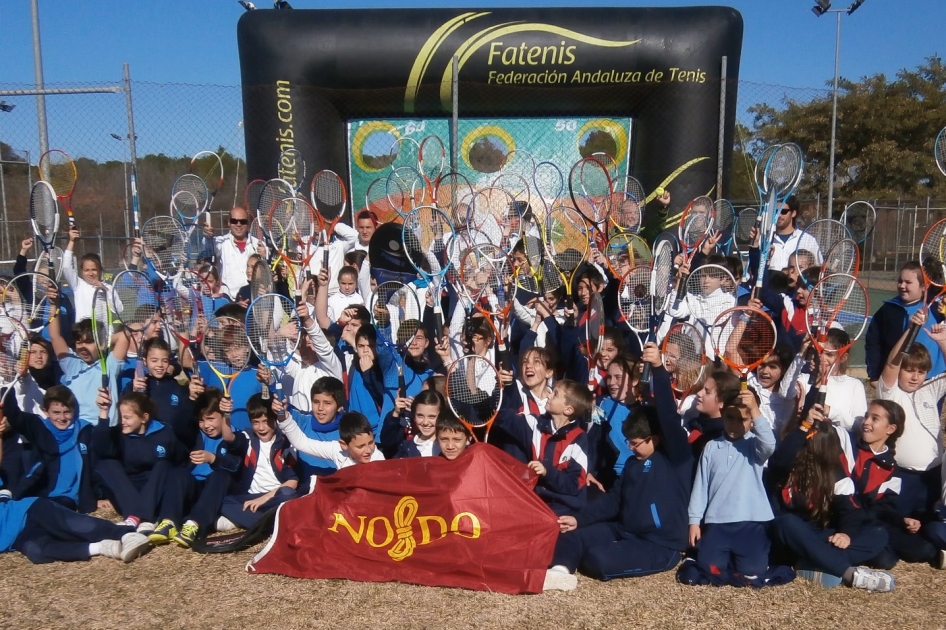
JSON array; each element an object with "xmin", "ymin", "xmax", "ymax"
[
  {"xmin": 543, "ymin": 566, "xmax": 577, "ymax": 592},
  {"xmin": 98, "ymin": 539, "xmax": 123, "ymax": 561},
  {"xmin": 850, "ymin": 566, "xmax": 895, "ymax": 592},
  {"xmin": 120, "ymin": 533, "xmax": 152, "ymax": 563},
  {"xmin": 937, "ymin": 550, "xmax": 946, "ymax": 570},
  {"xmin": 215, "ymin": 516, "xmax": 238, "ymax": 532},
  {"xmin": 136, "ymin": 522, "xmax": 155, "ymax": 535}
]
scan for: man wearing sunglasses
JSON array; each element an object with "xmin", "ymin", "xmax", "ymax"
[
  {"xmin": 208, "ymin": 206, "xmax": 267, "ymax": 300},
  {"xmin": 765, "ymin": 196, "xmax": 821, "ymax": 272}
]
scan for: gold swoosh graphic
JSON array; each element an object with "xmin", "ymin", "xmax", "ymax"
[
  {"xmin": 650, "ymin": 156, "xmax": 711, "ymax": 228},
  {"xmin": 440, "ymin": 23, "xmax": 641, "ymax": 108},
  {"xmin": 404, "ymin": 12, "xmax": 491, "ymax": 112}
]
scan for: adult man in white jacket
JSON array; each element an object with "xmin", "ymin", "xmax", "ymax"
[
  {"xmin": 766, "ymin": 196, "xmax": 821, "ymax": 272},
  {"xmin": 203, "ymin": 206, "xmax": 266, "ymax": 299}
]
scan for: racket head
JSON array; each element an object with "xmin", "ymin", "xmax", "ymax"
[
  {"xmin": 387, "ymin": 166, "xmax": 426, "ymax": 217},
  {"xmin": 797, "ymin": 219, "xmax": 853, "ymax": 287},
  {"xmin": 310, "ymin": 169, "xmax": 347, "ymax": 226},
  {"xmin": 585, "ymin": 290, "xmax": 604, "ymax": 358},
  {"xmin": 609, "ymin": 190, "xmax": 644, "ymax": 234},
  {"xmin": 269, "ymin": 196, "xmax": 318, "ymax": 265},
  {"xmin": 389, "ymin": 137, "xmax": 422, "ymax": 172},
  {"xmin": 839, "ymin": 201, "xmax": 876, "ymax": 243},
  {"xmin": 111, "ymin": 270, "xmax": 159, "ymax": 334},
  {"xmin": 0, "ymin": 314, "xmax": 30, "ymax": 390},
  {"xmin": 29, "ymin": 181, "xmax": 59, "ymax": 246},
  {"xmin": 278, "ymin": 148, "xmax": 306, "ymax": 192},
  {"xmin": 806, "ymin": 273, "xmax": 870, "ymax": 351},
  {"xmin": 468, "ymin": 186, "xmax": 518, "ymax": 252},
  {"xmin": 200, "ymin": 315, "xmax": 251, "ymax": 382},
  {"xmin": 936, "ymin": 126, "xmax": 946, "ymax": 177},
  {"xmin": 754, "ymin": 144, "xmax": 780, "ymax": 194},
  {"xmin": 90, "ymin": 288, "xmax": 112, "ymax": 362},
  {"xmin": 623, "ymin": 176, "xmax": 647, "ymax": 211},
  {"xmin": 435, "ymin": 171, "xmax": 475, "ymax": 228},
  {"xmin": 418, "ymin": 134, "xmax": 446, "ymax": 186},
  {"xmin": 661, "ymin": 322, "xmax": 707, "ymax": 398},
  {"xmin": 651, "ymin": 238, "xmax": 676, "ymax": 307},
  {"xmin": 445, "ymin": 354, "xmax": 502, "ymax": 431},
  {"xmin": 3, "ymin": 273, "xmax": 59, "ymax": 332},
  {"xmin": 605, "ymin": 232, "xmax": 652, "ymax": 278},
  {"xmin": 735, "ymin": 208, "xmax": 758, "ymax": 248},
  {"xmin": 257, "ymin": 178, "xmax": 295, "ymax": 217},
  {"xmin": 459, "ymin": 244, "xmax": 517, "ymax": 320},
  {"xmin": 821, "ymin": 238, "xmax": 861, "ymax": 277},
  {"xmin": 244, "ymin": 179, "xmax": 267, "ymax": 215},
  {"xmin": 713, "ymin": 199, "xmax": 736, "ymax": 242},
  {"xmin": 369, "ymin": 281, "xmax": 423, "ymax": 348},
  {"xmin": 918, "ymin": 219, "xmax": 946, "ymax": 290},
  {"xmin": 141, "ymin": 216, "xmax": 187, "ymax": 277},
  {"xmin": 491, "ymin": 172, "xmax": 532, "ymax": 208},
  {"xmin": 402, "ymin": 205, "xmax": 454, "ymax": 281},
  {"xmin": 245, "ymin": 293, "xmax": 301, "ymax": 369},
  {"xmin": 38, "ymin": 149, "xmax": 77, "ymax": 197},
  {"xmin": 190, "ymin": 151, "xmax": 224, "ymax": 194},
  {"xmin": 544, "ymin": 205, "xmax": 590, "ymax": 291},
  {"xmin": 532, "ymin": 161, "xmax": 565, "ymax": 218},
  {"xmin": 34, "ymin": 247, "xmax": 64, "ymax": 283},
  {"xmin": 569, "ymin": 156, "xmax": 612, "ymax": 226},
  {"xmin": 712, "ymin": 306, "xmax": 778, "ymax": 377},
  {"xmin": 249, "ymin": 260, "xmax": 275, "ymax": 300},
  {"xmin": 500, "ymin": 149, "xmax": 536, "ymax": 179},
  {"xmin": 684, "ymin": 264, "xmax": 738, "ymax": 327},
  {"xmin": 764, "ymin": 143, "xmax": 803, "ymax": 196},
  {"xmin": 678, "ymin": 196, "xmax": 716, "ymax": 250},
  {"xmin": 591, "ymin": 152, "xmax": 619, "ymax": 183},
  {"xmin": 618, "ymin": 264, "xmax": 653, "ymax": 333},
  {"xmin": 366, "ymin": 176, "xmax": 401, "ymax": 224},
  {"xmin": 170, "ymin": 176, "xmax": 208, "ymax": 220}
]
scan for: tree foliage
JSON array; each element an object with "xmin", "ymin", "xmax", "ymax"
[{"xmin": 744, "ymin": 56, "xmax": 946, "ymax": 200}]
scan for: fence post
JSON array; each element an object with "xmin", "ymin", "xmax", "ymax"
[
  {"xmin": 99, "ymin": 214, "xmax": 104, "ymax": 259},
  {"xmin": 0, "ymin": 161, "xmax": 7, "ymax": 261},
  {"xmin": 451, "ymin": 55, "xmax": 459, "ymax": 173},
  {"xmin": 123, "ymin": 63, "xmax": 140, "ymax": 240},
  {"xmin": 716, "ymin": 56, "xmax": 727, "ymax": 202}
]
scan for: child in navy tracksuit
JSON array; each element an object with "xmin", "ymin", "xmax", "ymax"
[
  {"xmin": 2, "ymin": 386, "xmax": 96, "ymax": 513},
  {"xmin": 545, "ymin": 343, "xmax": 692, "ymax": 588},
  {"xmin": 150, "ymin": 388, "xmax": 242, "ymax": 548},
  {"xmin": 770, "ymin": 411, "xmax": 896, "ymax": 591},
  {"xmin": 92, "ymin": 389, "xmax": 189, "ymax": 534},
  {"xmin": 680, "ymin": 390, "xmax": 778, "ymax": 587},
  {"xmin": 218, "ymin": 394, "xmax": 299, "ymax": 530},
  {"xmin": 381, "ymin": 389, "xmax": 446, "ymax": 459},
  {"xmin": 122, "ymin": 337, "xmax": 200, "ymax": 446},
  {"xmin": 495, "ymin": 379, "xmax": 592, "ymax": 516}
]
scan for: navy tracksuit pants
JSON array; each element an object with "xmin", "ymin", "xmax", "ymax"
[
  {"xmin": 220, "ymin": 488, "xmax": 296, "ymax": 529},
  {"xmin": 696, "ymin": 521, "xmax": 770, "ymax": 578},
  {"xmin": 772, "ymin": 513, "xmax": 888, "ymax": 577},
  {"xmin": 94, "ymin": 459, "xmax": 175, "ymax": 522},
  {"xmin": 551, "ymin": 522, "xmax": 681, "ymax": 580},
  {"xmin": 161, "ymin": 468, "xmax": 232, "ymax": 531},
  {"xmin": 14, "ymin": 498, "xmax": 134, "ymax": 564}
]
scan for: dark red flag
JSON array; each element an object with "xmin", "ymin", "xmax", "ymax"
[{"xmin": 247, "ymin": 444, "xmax": 559, "ymax": 594}]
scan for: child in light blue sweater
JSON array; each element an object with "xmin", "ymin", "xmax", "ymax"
[{"xmin": 682, "ymin": 389, "xmax": 777, "ymax": 587}]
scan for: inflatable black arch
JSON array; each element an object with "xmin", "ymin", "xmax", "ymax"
[{"xmin": 237, "ymin": 6, "xmax": 743, "ymax": 218}]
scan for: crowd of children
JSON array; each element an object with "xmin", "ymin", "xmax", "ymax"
[{"xmin": 3, "ymin": 199, "xmax": 946, "ymax": 598}]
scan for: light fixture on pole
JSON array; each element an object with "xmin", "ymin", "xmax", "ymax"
[
  {"xmin": 812, "ymin": 0, "xmax": 867, "ymax": 217},
  {"xmin": 0, "ymin": 101, "xmax": 14, "ymax": 113}
]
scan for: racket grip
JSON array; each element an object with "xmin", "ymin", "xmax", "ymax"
[
  {"xmin": 671, "ymin": 274, "xmax": 687, "ymax": 310},
  {"xmin": 322, "ymin": 248, "xmax": 329, "ymax": 272},
  {"xmin": 899, "ymin": 324, "xmax": 921, "ymax": 359},
  {"xmin": 496, "ymin": 344, "xmax": 509, "ymax": 372},
  {"xmin": 639, "ymin": 363, "xmax": 652, "ymax": 398},
  {"xmin": 261, "ymin": 385, "xmax": 270, "ymax": 401},
  {"xmin": 397, "ymin": 371, "xmax": 406, "ymax": 399},
  {"xmin": 101, "ymin": 374, "xmax": 109, "ymax": 390},
  {"xmin": 815, "ymin": 387, "xmax": 827, "ymax": 407},
  {"xmin": 274, "ymin": 382, "xmax": 283, "ymax": 402}
]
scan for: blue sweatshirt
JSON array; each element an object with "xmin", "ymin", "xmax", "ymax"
[
  {"xmin": 0, "ymin": 494, "xmax": 38, "ymax": 553},
  {"xmin": 92, "ymin": 419, "xmax": 188, "ymax": 480},
  {"xmin": 288, "ymin": 407, "xmax": 341, "ymax": 475},
  {"xmin": 122, "ymin": 375, "xmax": 196, "ymax": 446},
  {"xmin": 575, "ymin": 366, "xmax": 693, "ymax": 552},
  {"xmin": 197, "ymin": 362, "xmax": 262, "ymax": 432},
  {"xmin": 688, "ymin": 414, "xmax": 776, "ymax": 525}
]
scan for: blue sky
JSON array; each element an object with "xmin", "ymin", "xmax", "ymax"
[{"xmin": 0, "ymin": 0, "xmax": 942, "ymax": 161}]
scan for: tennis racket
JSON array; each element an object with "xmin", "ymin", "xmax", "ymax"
[
  {"xmin": 200, "ymin": 315, "xmax": 251, "ymax": 419},
  {"xmin": 403, "ymin": 205, "xmax": 454, "ymax": 340},
  {"xmin": 278, "ymin": 148, "xmax": 306, "ymax": 195},
  {"xmin": 244, "ymin": 179, "xmax": 267, "ymax": 215},
  {"xmin": 29, "ymin": 181, "xmax": 59, "ymax": 273},
  {"xmin": 713, "ymin": 306, "xmax": 778, "ymax": 388},
  {"xmin": 445, "ymin": 354, "xmax": 503, "ymax": 443},
  {"xmin": 806, "ymin": 273, "xmax": 869, "ymax": 405},
  {"xmin": 459, "ymin": 244, "xmax": 517, "ymax": 371},
  {"xmin": 821, "ymin": 237, "xmax": 861, "ymax": 277},
  {"xmin": 91, "ymin": 288, "xmax": 113, "ymax": 389},
  {"xmin": 435, "ymin": 171, "xmax": 475, "ymax": 228},
  {"xmin": 111, "ymin": 269, "xmax": 160, "ymax": 391},
  {"xmin": 584, "ymin": 290, "xmax": 605, "ymax": 391},
  {"xmin": 365, "ymin": 177, "xmax": 399, "ymax": 224},
  {"xmin": 38, "ymin": 149, "xmax": 77, "ymax": 230},
  {"xmin": 795, "ymin": 219, "xmax": 852, "ymax": 288},
  {"xmin": 468, "ymin": 186, "xmax": 518, "ymax": 254},
  {"xmin": 0, "ymin": 314, "xmax": 30, "ymax": 408},
  {"xmin": 735, "ymin": 208, "xmax": 758, "ymax": 252},
  {"xmin": 617, "ymin": 264, "xmax": 653, "ymax": 345},
  {"xmin": 898, "ymin": 219, "xmax": 946, "ymax": 355},
  {"xmin": 569, "ymin": 156, "xmax": 612, "ymax": 248},
  {"xmin": 936, "ymin": 126, "xmax": 946, "ymax": 177},
  {"xmin": 246, "ymin": 293, "xmax": 300, "ymax": 401},
  {"xmin": 639, "ymin": 238, "xmax": 676, "ymax": 394},
  {"xmin": 713, "ymin": 199, "xmax": 736, "ymax": 254},
  {"xmin": 369, "ymin": 281, "xmax": 423, "ymax": 398},
  {"xmin": 160, "ymin": 273, "xmax": 213, "ymax": 373},
  {"xmin": 140, "ymin": 216, "xmax": 187, "ymax": 281},
  {"xmin": 755, "ymin": 144, "xmax": 803, "ymax": 288},
  {"xmin": 34, "ymin": 246, "xmax": 64, "ymax": 284},
  {"xmin": 605, "ymin": 232, "xmax": 651, "ymax": 279},
  {"xmin": 661, "ymin": 322, "xmax": 707, "ymax": 407},
  {"xmin": 533, "ymin": 161, "xmax": 565, "ymax": 221},
  {"xmin": 249, "ymin": 259, "xmax": 274, "ymax": 300},
  {"xmin": 170, "ymin": 175, "xmax": 208, "ymax": 228},
  {"xmin": 610, "ymin": 188, "xmax": 645, "ymax": 235},
  {"xmin": 386, "ymin": 165, "xmax": 426, "ymax": 218},
  {"xmin": 310, "ymin": 170, "xmax": 347, "ymax": 271},
  {"xmin": 753, "ymin": 144, "xmax": 781, "ymax": 204},
  {"xmin": 418, "ymin": 135, "xmax": 446, "ymax": 200},
  {"xmin": 543, "ymin": 205, "xmax": 590, "ymax": 317},
  {"xmin": 839, "ymin": 201, "xmax": 876, "ymax": 244},
  {"xmin": 190, "ymin": 151, "xmax": 224, "ymax": 232},
  {"xmin": 671, "ymin": 196, "xmax": 716, "ymax": 308},
  {"xmin": 3, "ymin": 273, "xmax": 58, "ymax": 333},
  {"xmin": 268, "ymin": 196, "xmax": 319, "ymax": 298},
  {"xmin": 684, "ymin": 264, "xmax": 738, "ymax": 345}
]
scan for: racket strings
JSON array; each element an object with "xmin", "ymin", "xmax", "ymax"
[
  {"xmin": 202, "ymin": 316, "xmax": 251, "ymax": 378},
  {"xmin": 313, "ymin": 171, "xmax": 346, "ymax": 218},
  {"xmin": 404, "ymin": 207, "xmax": 451, "ymax": 276},
  {"xmin": 172, "ymin": 175, "xmax": 209, "ymax": 215},
  {"xmin": 446, "ymin": 355, "xmax": 501, "ymax": 427},
  {"xmin": 618, "ymin": 265, "xmax": 653, "ymax": 332},
  {"xmin": 684, "ymin": 265, "xmax": 738, "ymax": 326},
  {"xmin": 712, "ymin": 307, "xmax": 777, "ymax": 372},
  {"xmin": 807, "ymin": 274, "xmax": 869, "ymax": 345},
  {"xmin": 141, "ymin": 216, "xmax": 187, "ymax": 274},
  {"xmin": 419, "ymin": 136, "xmax": 446, "ymax": 181},
  {"xmin": 91, "ymin": 290, "xmax": 112, "ymax": 353},
  {"xmin": 435, "ymin": 172, "xmax": 474, "ymax": 225},
  {"xmin": 822, "ymin": 238, "xmax": 861, "ymax": 276},
  {"xmin": 30, "ymin": 183, "xmax": 58, "ymax": 235},
  {"xmin": 662, "ymin": 322, "xmax": 706, "ymax": 395},
  {"xmin": 840, "ymin": 201, "xmax": 877, "ymax": 243},
  {"xmin": 246, "ymin": 295, "xmax": 299, "ymax": 365},
  {"xmin": 735, "ymin": 208, "xmax": 758, "ymax": 245},
  {"xmin": 0, "ymin": 315, "xmax": 29, "ymax": 385},
  {"xmin": 259, "ymin": 179, "xmax": 295, "ymax": 217},
  {"xmin": 111, "ymin": 270, "xmax": 158, "ymax": 334},
  {"xmin": 766, "ymin": 144, "xmax": 802, "ymax": 193},
  {"xmin": 40, "ymin": 151, "xmax": 77, "ymax": 194}
]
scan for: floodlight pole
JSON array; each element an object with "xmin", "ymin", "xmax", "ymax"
[{"xmin": 30, "ymin": 0, "xmax": 50, "ymax": 161}]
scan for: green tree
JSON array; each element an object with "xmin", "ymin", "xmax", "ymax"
[{"xmin": 747, "ymin": 56, "xmax": 946, "ymax": 200}]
